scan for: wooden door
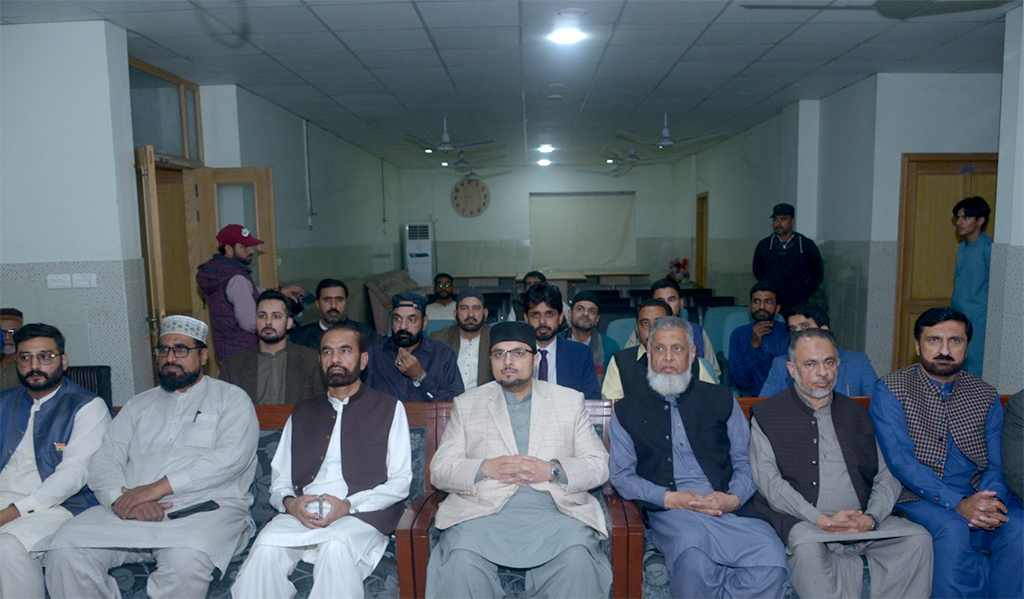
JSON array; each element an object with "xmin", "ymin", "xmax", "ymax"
[
  {"xmin": 893, "ymin": 153, "xmax": 997, "ymax": 369},
  {"xmin": 695, "ymin": 192, "xmax": 709, "ymax": 288}
]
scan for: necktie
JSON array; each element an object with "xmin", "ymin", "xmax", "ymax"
[{"xmin": 538, "ymin": 349, "xmax": 549, "ymax": 381}]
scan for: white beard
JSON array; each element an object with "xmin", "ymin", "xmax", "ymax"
[
  {"xmin": 1, "ymin": 345, "xmax": 13, "ymax": 355},
  {"xmin": 795, "ymin": 376, "xmax": 833, "ymax": 400},
  {"xmin": 646, "ymin": 364, "xmax": 692, "ymax": 397}
]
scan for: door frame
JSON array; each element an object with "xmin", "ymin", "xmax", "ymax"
[
  {"xmin": 892, "ymin": 152, "xmax": 998, "ymax": 369},
  {"xmin": 695, "ymin": 192, "xmax": 709, "ymax": 288}
]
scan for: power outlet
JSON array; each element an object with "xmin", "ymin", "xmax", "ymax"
[
  {"xmin": 72, "ymin": 273, "xmax": 97, "ymax": 288},
  {"xmin": 47, "ymin": 274, "xmax": 72, "ymax": 289}
]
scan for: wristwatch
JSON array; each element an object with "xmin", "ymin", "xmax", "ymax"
[
  {"xmin": 868, "ymin": 514, "xmax": 879, "ymax": 531},
  {"xmin": 549, "ymin": 459, "xmax": 562, "ymax": 481},
  {"xmin": 411, "ymin": 373, "xmax": 427, "ymax": 388}
]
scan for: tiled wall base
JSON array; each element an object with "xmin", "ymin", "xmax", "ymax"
[
  {"xmin": 0, "ymin": 259, "xmax": 152, "ymax": 406},
  {"xmin": 985, "ymin": 244, "xmax": 1024, "ymax": 394},
  {"xmin": 864, "ymin": 241, "xmax": 899, "ymax": 376},
  {"xmin": 819, "ymin": 240, "xmax": 870, "ymax": 353}
]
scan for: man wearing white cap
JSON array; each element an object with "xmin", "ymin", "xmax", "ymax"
[
  {"xmin": 197, "ymin": 224, "xmax": 305, "ymax": 360},
  {"xmin": 39, "ymin": 316, "xmax": 260, "ymax": 599}
]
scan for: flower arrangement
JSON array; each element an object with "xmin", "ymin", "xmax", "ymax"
[{"xmin": 667, "ymin": 258, "xmax": 689, "ymax": 284}]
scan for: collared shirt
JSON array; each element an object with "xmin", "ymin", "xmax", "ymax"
[
  {"xmin": 256, "ymin": 344, "xmax": 288, "ymax": 405},
  {"xmin": 364, "ymin": 336, "xmax": 464, "ymax": 402},
  {"xmin": 457, "ymin": 334, "xmax": 481, "ymax": 391},
  {"xmin": 759, "ymin": 348, "xmax": 879, "ymax": 398},
  {"xmin": 870, "ymin": 376, "xmax": 1008, "ymax": 510},
  {"xmin": 0, "ymin": 384, "xmax": 110, "ymax": 515},
  {"xmin": 952, "ymin": 232, "xmax": 993, "ymax": 320},
  {"xmin": 749, "ymin": 393, "xmax": 901, "ymax": 525},
  {"xmin": 601, "ymin": 346, "xmax": 717, "ymax": 400},
  {"xmin": 534, "ymin": 338, "xmax": 559, "ymax": 385},
  {"xmin": 269, "ymin": 389, "xmax": 412, "ymax": 514}
]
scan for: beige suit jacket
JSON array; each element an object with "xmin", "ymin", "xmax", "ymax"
[{"xmin": 431, "ymin": 380, "xmax": 609, "ymax": 538}]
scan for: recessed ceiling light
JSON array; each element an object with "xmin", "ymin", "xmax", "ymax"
[
  {"xmin": 557, "ymin": 8, "xmax": 587, "ymax": 18},
  {"xmin": 549, "ymin": 28, "xmax": 585, "ymax": 44},
  {"xmin": 538, "ymin": 159, "xmax": 552, "ymax": 166},
  {"xmin": 424, "ymin": 148, "xmax": 432, "ymax": 154},
  {"xmin": 539, "ymin": 145, "xmax": 554, "ymax": 153},
  {"xmin": 441, "ymin": 161, "xmax": 449, "ymax": 167},
  {"xmin": 606, "ymin": 159, "xmax": 614, "ymax": 164}
]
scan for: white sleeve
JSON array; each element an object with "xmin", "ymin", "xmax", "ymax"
[{"xmin": 269, "ymin": 417, "xmax": 296, "ymax": 512}]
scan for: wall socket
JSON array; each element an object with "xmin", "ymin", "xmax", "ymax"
[
  {"xmin": 46, "ymin": 274, "xmax": 72, "ymax": 289},
  {"xmin": 72, "ymin": 273, "xmax": 98, "ymax": 288}
]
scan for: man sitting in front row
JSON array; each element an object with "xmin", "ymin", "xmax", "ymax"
[
  {"xmin": 758, "ymin": 304, "xmax": 877, "ymax": 398},
  {"xmin": 750, "ymin": 328, "xmax": 932, "ymax": 599},
  {"xmin": 426, "ymin": 322, "xmax": 612, "ymax": 598},
  {"xmin": 610, "ymin": 316, "xmax": 789, "ymax": 598},
  {"xmin": 40, "ymin": 316, "xmax": 259, "ymax": 599},
  {"xmin": 232, "ymin": 324, "xmax": 411, "ymax": 597},
  {"xmin": 871, "ymin": 307, "xmax": 1022, "ymax": 599}
]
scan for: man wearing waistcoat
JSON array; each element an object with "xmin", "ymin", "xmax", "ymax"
[
  {"xmin": 871, "ymin": 307, "xmax": 1022, "ymax": 598},
  {"xmin": 233, "ymin": 323, "xmax": 412, "ymax": 598},
  {"xmin": 609, "ymin": 316, "xmax": 789, "ymax": 599},
  {"xmin": 750, "ymin": 329, "xmax": 931, "ymax": 599},
  {"xmin": 1, "ymin": 323, "xmax": 110, "ymax": 598}
]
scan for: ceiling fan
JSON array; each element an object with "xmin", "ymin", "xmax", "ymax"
[
  {"xmin": 406, "ymin": 117, "xmax": 495, "ymax": 154},
  {"xmin": 739, "ymin": 1, "xmax": 1014, "ymax": 20},
  {"xmin": 578, "ymin": 159, "xmax": 636, "ymax": 178},
  {"xmin": 621, "ymin": 114, "xmax": 729, "ymax": 152}
]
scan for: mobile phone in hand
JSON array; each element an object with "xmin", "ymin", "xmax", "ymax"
[{"xmin": 167, "ymin": 500, "xmax": 219, "ymax": 520}]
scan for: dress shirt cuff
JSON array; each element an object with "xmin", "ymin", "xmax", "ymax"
[
  {"xmin": 164, "ymin": 469, "xmax": 192, "ymax": 496},
  {"xmin": 12, "ymin": 495, "xmax": 41, "ymax": 516}
]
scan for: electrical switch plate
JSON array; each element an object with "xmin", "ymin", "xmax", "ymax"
[
  {"xmin": 72, "ymin": 273, "xmax": 97, "ymax": 288},
  {"xmin": 47, "ymin": 274, "xmax": 72, "ymax": 289}
]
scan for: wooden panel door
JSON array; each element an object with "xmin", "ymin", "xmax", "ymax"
[{"xmin": 893, "ymin": 153, "xmax": 997, "ymax": 369}]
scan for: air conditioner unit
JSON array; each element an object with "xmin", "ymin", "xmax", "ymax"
[{"xmin": 402, "ymin": 223, "xmax": 434, "ymax": 286}]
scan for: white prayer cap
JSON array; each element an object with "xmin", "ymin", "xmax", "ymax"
[{"xmin": 160, "ymin": 315, "xmax": 209, "ymax": 344}]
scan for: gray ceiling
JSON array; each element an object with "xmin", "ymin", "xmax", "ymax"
[{"xmin": 1, "ymin": 0, "xmax": 1019, "ymax": 169}]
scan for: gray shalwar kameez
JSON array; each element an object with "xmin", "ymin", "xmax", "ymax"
[
  {"xmin": 426, "ymin": 390, "xmax": 611, "ymax": 598},
  {"xmin": 749, "ymin": 395, "xmax": 933, "ymax": 599}
]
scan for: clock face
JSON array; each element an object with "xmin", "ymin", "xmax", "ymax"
[{"xmin": 451, "ymin": 178, "xmax": 490, "ymax": 218}]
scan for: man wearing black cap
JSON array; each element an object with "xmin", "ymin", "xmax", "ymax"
[
  {"xmin": 364, "ymin": 292, "xmax": 464, "ymax": 402},
  {"xmin": 426, "ymin": 322, "xmax": 612, "ymax": 598},
  {"xmin": 562, "ymin": 291, "xmax": 619, "ymax": 386},
  {"xmin": 752, "ymin": 203, "xmax": 823, "ymax": 312},
  {"xmin": 431, "ymin": 289, "xmax": 493, "ymax": 391}
]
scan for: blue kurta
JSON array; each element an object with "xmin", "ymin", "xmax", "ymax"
[
  {"xmin": 759, "ymin": 348, "xmax": 878, "ymax": 397},
  {"xmin": 870, "ymin": 377, "xmax": 1022, "ymax": 598},
  {"xmin": 363, "ymin": 336, "xmax": 464, "ymax": 402},
  {"xmin": 729, "ymin": 322, "xmax": 788, "ymax": 397},
  {"xmin": 951, "ymin": 232, "xmax": 992, "ymax": 377}
]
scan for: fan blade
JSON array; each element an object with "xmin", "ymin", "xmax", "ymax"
[{"xmin": 458, "ymin": 140, "xmax": 496, "ymax": 151}]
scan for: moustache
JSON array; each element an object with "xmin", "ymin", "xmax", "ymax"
[
  {"xmin": 934, "ymin": 355, "xmax": 955, "ymax": 362},
  {"xmin": 326, "ymin": 309, "xmax": 341, "ymax": 315},
  {"xmin": 25, "ymin": 369, "xmax": 47, "ymax": 378}
]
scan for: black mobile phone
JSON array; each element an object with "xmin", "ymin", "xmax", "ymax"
[{"xmin": 167, "ymin": 500, "xmax": 219, "ymax": 520}]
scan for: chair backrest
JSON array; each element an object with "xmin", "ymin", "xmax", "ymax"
[
  {"xmin": 720, "ymin": 310, "xmax": 755, "ymax": 361},
  {"xmin": 703, "ymin": 306, "xmax": 750, "ymax": 355},
  {"xmin": 65, "ymin": 365, "xmax": 113, "ymax": 410},
  {"xmin": 604, "ymin": 318, "xmax": 635, "ymax": 348},
  {"xmin": 425, "ymin": 319, "xmax": 455, "ymax": 336}
]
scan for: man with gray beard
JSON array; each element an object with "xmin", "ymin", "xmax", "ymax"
[
  {"xmin": 609, "ymin": 316, "xmax": 789, "ymax": 598},
  {"xmin": 749, "ymin": 329, "xmax": 932, "ymax": 599}
]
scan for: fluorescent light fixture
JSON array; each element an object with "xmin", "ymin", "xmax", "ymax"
[
  {"xmin": 538, "ymin": 159, "xmax": 552, "ymax": 166},
  {"xmin": 549, "ymin": 28, "xmax": 585, "ymax": 44},
  {"xmin": 538, "ymin": 144, "xmax": 554, "ymax": 153},
  {"xmin": 424, "ymin": 148, "xmax": 433, "ymax": 154},
  {"xmin": 441, "ymin": 161, "xmax": 449, "ymax": 167}
]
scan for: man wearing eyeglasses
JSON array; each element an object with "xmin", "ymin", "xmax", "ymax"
[
  {"xmin": 1, "ymin": 323, "xmax": 111, "ymax": 598},
  {"xmin": 425, "ymin": 273, "xmax": 457, "ymax": 322},
  {"xmin": 40, "ymin": 316, "xmax": 259, "ymax": 599},
  {"xmin": 427, "ymin": 321, "xmax": 612, "ymax": 598},
  {"xmin": 1, "ymin": 308, "xmax": 24, "ymax": 391}
]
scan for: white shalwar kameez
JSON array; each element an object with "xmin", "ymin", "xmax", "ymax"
[
  {"xmin": 35, "ymin": 376, "xmax": 259, "ymax": 598},
  {"xmin": 231, "ymin": 392, "xmax": 412, "ymax": 599}
]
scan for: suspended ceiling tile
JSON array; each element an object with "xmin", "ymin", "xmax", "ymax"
[
  {"xmin": 870, "ymin": 21, "xmax": 984, "ymax": 44},
  {"xmin": 842, "ymin": 42, "xmax": 936, "ymax": 60},
  {"xmin": 430, "ymin": 26, "xmax": 520, "ymax": 48},
  {"xmin": 106, "ymin": 10, "xmax": 232, "ymax": 37},
  {"xmin": 808, "ymin": 1, "xmax": 908, "ymax": 24},
  {"xmin": 593, "ymin": 61, "xmax": 676, "ymax": 79},
  {"xmin": 759, "ymin": 42, "xmax": 856, "ymax": 61},
  {"xmin": 715, "ymin": 1, "xmax": 826, "ymax": 24},
  {"xmin": 226, "ymin": 70, "xmax": 308, "ymax": 86},
  {"xmin": 741, "ymin": 60, "xmax": 824, "ymax": 77},
  {"xmin": 696, "ymin": 22, "xmax": 802, "ymax": 45},
  {"xmin": 309, "ymin": 2, "xmax": 422, "ymax": 31},
  {"xmin": 417, "ymin": 1, "xmax": 519, "ymax": 28},
  {"xmin": 336, "ymin": 27, "xmax": 433, "ymax": 51},
  {"xmin": 319, "ymin": 80, "xmax": 391, "ymax": 96},
  {"xmin": 600, "ymin": 45, "xmax": 690, "ymax": 64},
  {"xmin": 681, "ymin": 44, "xmax": 773, "ymax": 62},
  {"xmin": 191, "ymin": 54, "xmax": 288, "ymax": 73},
  {"xmin": 80, "ymin": 1, "xmax": 194, "ymax": 13},
  {"xmin": 520, "ymin": 1, "xmax": 625, "ymax": 26},
  {"xmin": 522, "ymin": 61, "xmax": 597, "ymax": 81},
  {"xmin": 274, "ymin": 52, "xmax": 364, "ymax": 71},
  {"xmin": 521, "ymin": 45, "xmax": 605, "ymax": 65},
  {"xmin": 127, "ymin": 37, "xmax": 180, "ymax": 59},
  {"xmin": 609, "ymin": 23, "xmax": 705, "ymax": 46},
  {"xmin": 813, "ymin": 59, "xmax": 903, "ymax": 76},
  {"xmin": 148, "ymin": 34, "xmax": 262, "ymax": 57},
  {"xmin": 784, "ymin": 22, "xmax": 894, "ymax": 44},
  {"xmin": 357, "ymin": 49, "xmax": 443, "ymax": 68},
  {"xmin": 521, "ymin": 24, "xmax": 614, "ymax": 46},
  {"xmin": 438, "ymin": 47, "xmax": 520, "ymax": 66},
  {"xmin": 202, "ymin": 6, "xmax": 327, "ymax": 33},
  {"xmin": 248, "ymin": 32, "xmax": 348, "ymax": 54},
  {"xmin": 298, "ymin": 68, "xmax": 379, "ymax": 85},
  {"xmin": 619, "ymin": 0, "xmax": 728, "ymax": 24}
]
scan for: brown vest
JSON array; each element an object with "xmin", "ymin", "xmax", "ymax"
[
  {"xmin": 751, "ymin": 389, "xmax": 877, "ymax": 542},
  {"xmin": 290, "ymin": 384, "xmax": 405, "ymax": 534},
  {"xmin": 882, "ymin": 364, "xmax": 995, "ymax": 504}
]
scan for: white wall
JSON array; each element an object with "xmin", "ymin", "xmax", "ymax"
[{"xmin": 199, "ymin": 85, "xmax": 242, "ymax": 168}]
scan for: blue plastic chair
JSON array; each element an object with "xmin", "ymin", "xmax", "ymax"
[
  {"xmin": 605, "ymin": 317, "xmax": 635, "ymax": 348},
  {"xmin": 703, "ymin": 306, "xmax": 750, "ymax": 356},
  {"xmin": 425, "ymin": 319, "xmax": 455, "ymax": 336}
]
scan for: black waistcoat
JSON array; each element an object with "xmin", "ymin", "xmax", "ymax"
[
  {"xmin": 615, "ymin": 374, "xmax": 761, "ymax": 522},
  {"xmin": 290, "ymin": 384, "xmax": 404, "ymax": 534},
  {"xmin": 750, "ymin": 388, "xmax": 878, "ymax": 542}
]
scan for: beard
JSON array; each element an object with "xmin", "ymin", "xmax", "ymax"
[
  {"xmin": 257, "ymin": 327, "xmax": 285, "ymax": 344},
  {"xmin": 321, "ymin": 309, "xmax": 343, "ymax": 325},
  {"xmin": 436, "ymin": 289, "xmax": 452, "ymax": 300},
  {"xmin": 323, "ymin": 364, "xmax": 361, "ymax": 388},
  {"xmin": 534, "ymin": 326, "xmax": 556, "ymax": 342},
  {"xmin": 158, "ymin": 363, "xmax": 201, "ymax": 392},
  {"xmin": 457, "ymin": 316, "xmax": 484, "ymax": 333},
  {"xmin": 921, "ymin": 353, "xmax": 963, "ymax": 378},
  {"xmin": 794, "ymin": 374, "xmax": 834, "ymax": 400},
  {"xmin": 646, "ymin": 364, "xmax": 692, "ymax": 397},
  {"xmin": 18, "ymin": 365, "xmax": 64, "ymax": 393},
  {"xmin": 393, "ymin": 329, "xmax": 422, "ymax": 348},
  {"xmin": 752, "ymin": 309, "xmax": 773, "ymax": 323},
  {"xmin": 572, "ymin": 317, "xmax": 594, "ymax": 333},
  {"xmin": 2, "ymin": 343, "xmax": 13, "ymax": 355}
]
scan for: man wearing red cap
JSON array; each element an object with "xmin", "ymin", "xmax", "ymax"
[{"xmin": 197, "ymin": 225, "xmax": 304, "ymax": 360}]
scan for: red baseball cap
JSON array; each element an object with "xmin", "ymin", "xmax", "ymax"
[{"xmin": 217, "ymin": 224, "xmax": 264, "ymax": 247}]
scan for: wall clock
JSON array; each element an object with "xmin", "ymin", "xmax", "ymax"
[{"xmin": 451, "ymin": 178, "xmax": 490, "ymax": 218}]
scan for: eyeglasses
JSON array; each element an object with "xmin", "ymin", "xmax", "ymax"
[
  {"xmin": 2, "ymin": 328, "xmax": 16, "ymax": 335},
  {"xmin": 490, "ymin": 348, "xmax": 534, "ymax": 360},
  {"xmin": 17, "ymin": 351, "xmax": 59, "ymax": 365},
  {"xmin": 436, "ymin": 282, "xmax": 453, "ymax": 289},
  {"xmin": 154, "ymin": 345, "xmax": 201, "ymax": 358}
]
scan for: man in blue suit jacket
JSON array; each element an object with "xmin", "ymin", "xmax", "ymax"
[
  {"xmin": 523, "ymin": 283, "xmax": 601, "ymax": 399},
  {"xmin": 759, "ymin": 305, "xmax": 878, "ymax": 397}
]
